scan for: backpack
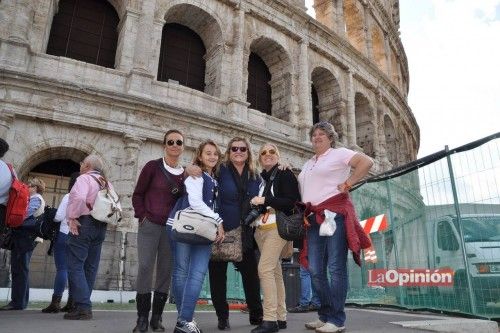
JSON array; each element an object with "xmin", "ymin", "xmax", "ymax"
[
  {"xmin": 35, "ymin": 206, "xmax": 59, "ymax": 240},
  {"xmin": 89, "ymin": 175, "xmax": 122, "ymax": 225},
  {"xmin": 5, "ymin": 164, "xmax": 30, "ymax": 228}
]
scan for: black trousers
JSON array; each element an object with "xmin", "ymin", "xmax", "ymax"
[
  {"xmin": 0, "ymin": 204, "xmax": 5, "ymax": 232},
  {"xmin": 209, "ymin": 250, "xmax": 263, "ymax": 321}
]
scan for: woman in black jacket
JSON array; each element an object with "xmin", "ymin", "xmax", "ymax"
[{"xmin": 249, "ymin": 143, "xmax": 301, "ymax": 333}]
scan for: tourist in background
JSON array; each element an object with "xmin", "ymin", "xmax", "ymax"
[
  {"xmin": 64, "ymin": 155, "xmax": 113, "ymax": 320},
  {"xmin": 131, "ymin": 129, "xmax": 185, "ymax": 332},
  {"xmin": 209, "ymin": 137, "xmax": 263, "ymax": 330},
  {"xmin": 168, "ymin": 140, "xmax": 225, "ymax": 333},
  {"xmin": 0, "ymin": 138, "xmax": 12, "ymax": 232},
  {"xmin": 298, "ymin": 121, "xmax": 372, "ymax": 333},
  {"xmin": 288, "ymin": 266, "xmax": 320, "ymax": 313},
  {"xmin": 0, "ymin": 177, "xmax": 45, "ymax": 310},
  {"xmin": 249, "ymin": 143, "xmax": 300, "ymax": 333},
  {"xmin": 41, "ymin": 172, "xmax": 79, "ymax": 313}
]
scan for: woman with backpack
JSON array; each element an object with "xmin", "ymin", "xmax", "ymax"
[
  {"xmin": 167, "ymin": 139, "xmax": 225, "ymax": 333},
  {"xmin": 0, "ymin": 177, "xmax": 45, "ymax": 310},
  {"xmin": 41, "ymin": 172, "xmax": 79, "ymax": 313}
]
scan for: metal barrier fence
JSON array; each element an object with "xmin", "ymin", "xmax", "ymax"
[{"xmin": 349, "ymin": 132, "xmax": 500, "ymax": 319}]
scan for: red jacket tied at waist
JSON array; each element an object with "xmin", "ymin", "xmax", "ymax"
[{"xmin": 299, "ymin": 192, "xmax": 371, "ymax": 268}]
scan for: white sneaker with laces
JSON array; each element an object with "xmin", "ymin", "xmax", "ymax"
[
  {"xmin": 305, "ymin": 319, "xmax": 326, "ymax": 330},
  {"xmin": 174, "ymin": 320, "xmax": 202, "ymax": 333},
  {"xmin": 315, "ymin": 322, "xmax": 345, "ymax": 333}
]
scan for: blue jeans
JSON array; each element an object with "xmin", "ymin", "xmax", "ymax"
[
  {"xmin": 307, "ymin": 214, "xmax": 348, "ymax": 327},
  {"xmin": 299, "ymin": 265, "xmax": 320, "ymax": 307},
  {"xmin": 172, "ymin": 241, "xmax": 211, "ymax": 322},
  {"xmin": 10, "ymin": 247, "xmax": 33, "ymax": 309},
  {"xmin": 66, "ymin": 215, "xmax": 106, "ymax": 310},
  {"xmin": 53, "ymin": 232, "xmax": 69, "ymax": 296}
]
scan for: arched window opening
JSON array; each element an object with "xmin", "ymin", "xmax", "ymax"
[
  {"xmin": 355, "ymin": 93, "xmax": 375, "ymax": 157},
  {"xmin": 157, "ymin": 23, "xmax": 206, "ymax": 92},
  {"xmin": 46, "ymin": 0, "xmax": 119, "ymax": 68},
  {"xmin": 383, "ymin": 115, "xmax": 397, "ymax": 166},
  {"xmin": 247, "ymin": 52, "xmax": 272, "ymax": 115},
  {"xmin": 28, "ymin": 159, "xmax": 80, "ymax": 207},
  {"xmin": 311, "ymin": 84, "xmax": 320, "ymax": 124},
  {"xmin": 344, "ymin": 0, "xmax": 365, "ymax": 54}
]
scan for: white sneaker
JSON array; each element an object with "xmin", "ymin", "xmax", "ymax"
[
  {"xmin": 34, "ymin": 237, "xmax": 44, "ymax": 243},
  {"xmin": 315, "ymin": 322, "xmax": 345, "ymax": 333},
  {"xmin": 305, "ymin": 319, "xmax": 326, "ymax": 330}
]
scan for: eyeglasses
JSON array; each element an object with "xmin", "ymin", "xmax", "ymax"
[
  {"xmin": 260, "ymin": 149, "xmax": 276, "ymax": 156},
  {"xmin": 166, "ymin": 140, "xmax": 183, "ymax": 146},
  {"xmin": 230, "ymin": 146, "xmax": 247, "ymax": 153}
]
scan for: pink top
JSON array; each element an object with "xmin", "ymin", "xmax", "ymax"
[
  {"xmin": 298, "ymin": 147, "xmax": 357, "ymax": 205},
  {"xmin": 67, "ymin": 171, "xmax": 106, "ymax": 220}
]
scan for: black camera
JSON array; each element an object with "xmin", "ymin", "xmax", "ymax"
[{"xmin": 242, "ymin": 205, "xmax": 266, "ymax": 226}]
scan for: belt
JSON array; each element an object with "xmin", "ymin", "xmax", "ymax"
[{"xmin": 257, "ymin": 222, "xmax": 277, "ymax": 231}]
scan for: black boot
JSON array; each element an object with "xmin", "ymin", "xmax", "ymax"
[
  {"xmin": 42, "ymin": 294, "xmax": 62, "ymax": 313},
  {"xmin": 60, "ymin": 296, "xmax": 75, "ymax": 313},
  {"xmin": 133, "ymin": 292, "xmax": 151, "ymax": 333},
  {"xmin": 150, "ymin": 291, "xmax": 167, "ymax": 332},
  {"xmin": 251, "ymin": 321, "xmax": 279, "ymax": 333}
]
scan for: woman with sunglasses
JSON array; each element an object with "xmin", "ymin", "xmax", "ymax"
[
  {"xmin": 131, "ymin": 130, "xmax": 186, "ymax": 333},
  {"xmin": 209, "ymin": 137, "xmax": 263, "ymax": 330},
  {"xmin": 248, "ymin": 143, "xmax": 300, "ymax": 333},
  {"xmin": 168, "ymin": 140, "xmax": 225, "ymax": 333}
]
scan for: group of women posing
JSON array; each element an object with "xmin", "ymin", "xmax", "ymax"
[{"xmin": 131, "ymin": 121, "xmax": 373, "ymax": 333}]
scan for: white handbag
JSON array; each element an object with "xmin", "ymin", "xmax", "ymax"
[
  {"xmin": 89, "ymin": 175, "xmax": 122, "ymax": 225},
  {"xmin": 172, "ymin": 208, "xmax": 218, "ymax": 245}
]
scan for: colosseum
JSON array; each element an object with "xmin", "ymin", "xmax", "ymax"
[{"xmin": 0, "ymin": 0, "xmax": 419, "ymax": 290}]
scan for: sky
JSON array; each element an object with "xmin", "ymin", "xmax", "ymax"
[{"xmin": 306, "ymin": 0, "xmax": 500, "ymax": 158}]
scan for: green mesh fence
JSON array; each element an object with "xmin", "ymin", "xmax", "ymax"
[{"xmin": 349, "ymin": 132, "xmax": 500, "ymax": 319}]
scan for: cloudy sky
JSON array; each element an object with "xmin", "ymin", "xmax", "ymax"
[{"xmin": 306, "ymin": 0, "xmax": 500, "ymax": 158}]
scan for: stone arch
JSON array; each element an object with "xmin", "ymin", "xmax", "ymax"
[
  {"xmin": 371, "ymin": 24, "xmax": 387, "ymax": 73},
  {"xmin": 354, "ymin": 92, "xmax": 375, "ymax": 157},
  {"xmin": 16, "ymin": 140, "xmax": 111, "ymax": 180},
  {"xmin": 106, "ymin": 0, "xmax": 127, "ymax": 20},
  {"xmin": 344, "ymin": 0, "xmax": 366, "ymax": 54},
  {"xmin": 383, "ymin": 114, "xmax": 397, "ymax": 166},
  {"xmin": 161, "ymin": 3, "xmax": 224, "ymax": 97},
  {"xmin": 245, "ymin": 36, "xmax": 293, "ymax": 121},
  {"xmin": 398, "ymin": 127, "xmax": 411, "ymax": 165},
  {"xmin": 310, "ymin": 66, "xmax": 344, "ymax": 142},
  {"xmin": 46, "ymin": 0, "xmax": 120, "ymax": 68}
]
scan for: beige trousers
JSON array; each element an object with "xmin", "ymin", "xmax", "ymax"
[{"xmin": 254, "ymin": 225, "xmax": 288, "ymax": 321}]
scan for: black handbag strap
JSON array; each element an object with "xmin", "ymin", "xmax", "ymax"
[
  {"xmin": 158, "ymin": 159, "xmax": 181, "ymax": 194},
  {"xmin": 261, "ymin": 167, "xmax": 279, "ymax": 198}
]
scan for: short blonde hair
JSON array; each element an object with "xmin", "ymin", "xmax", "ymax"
[
  {"xmin": 258, "ymin": 142, "xmax": 281, "ymax": 167},
  {"xmin": 28, "ymin": 177, "xmax": 46, "ymax": 195}
]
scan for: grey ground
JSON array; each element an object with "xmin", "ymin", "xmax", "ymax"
[{"xmin": 3, "ymin": 306, "xmax": 497, "ymax": 333}]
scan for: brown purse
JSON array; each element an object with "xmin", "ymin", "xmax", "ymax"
[{"xmin": 211, "ymin": 226, "xmax": 243, "ymax": 262}]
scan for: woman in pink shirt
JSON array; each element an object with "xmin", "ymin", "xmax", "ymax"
[{"xmin": 298, "ymin": 121, "xmax": 373, "ymax": 333}]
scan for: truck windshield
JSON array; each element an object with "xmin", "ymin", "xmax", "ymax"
[{"xmin": 454, "ymin": 216, "xmax": 500, "ymax": 242}]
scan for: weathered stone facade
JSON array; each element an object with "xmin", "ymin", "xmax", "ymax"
[{"xmin": 0, "ymin": 0, "xmax": 418, "ymax": 291}]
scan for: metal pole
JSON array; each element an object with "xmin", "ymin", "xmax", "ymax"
[
  {"xmin": 445, "ymin": 145, "xmax": 477, "ymax": 314},
  {"xmin": 385, "ymin": 179, "xmax": 405, "ymax": 305}
]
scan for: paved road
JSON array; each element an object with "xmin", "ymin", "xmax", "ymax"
[{"xmin": 0, "ymin": 307, "xmax": 453, "ymax": 333}]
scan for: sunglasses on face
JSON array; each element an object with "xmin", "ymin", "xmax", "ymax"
[
  {"xmin": 260, "ymin": 149, "xmax": 276, "ymax": 156},
  {"xmin": 166, "ymin": 140, "xmax": 183, "ymax": 146},
  {"xmin": 230, "ymin": 146, "xmax": 247, "ymax": 153}
]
